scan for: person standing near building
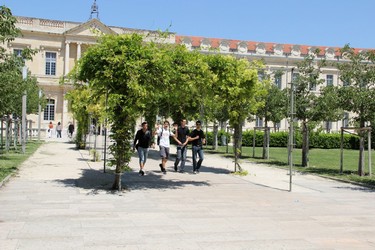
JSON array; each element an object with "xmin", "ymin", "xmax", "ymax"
[
  {"xmin": 48, "ymin": 121, "xmax": 53, "ymax": 138},
  {"xmin": 68, "ymin": 122, "xmax": 74, "ymax": 138},
  {"xmin": 133, "ymin": 121, "xmax": 152, "ymax": 176},
  {"xmin": 56, "ymin": 122, "xmax": 62, "ymax": 138},
  {"xmin": 155, "ymin": 121, "xmax": 173, "ymax": 174},
  {"xmin": 173, "ymin": 119, "xmax": 190, "ymax": 173},
  {"xmin": 189, "ymin": 120, "xmax": 206, "ymax": 174}
]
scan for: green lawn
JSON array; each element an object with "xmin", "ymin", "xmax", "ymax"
[
  {"xmin": 0, "ymin": 141, "xmax": 43, "ymax": 183},
  {"xmin": 207, "ymin": 146, "xmax": 375, "ymax": 187}
]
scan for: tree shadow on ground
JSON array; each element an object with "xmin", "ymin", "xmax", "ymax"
[{"xmin": 54, "ymin": 167, "xmax": 211, "ymax": 195}]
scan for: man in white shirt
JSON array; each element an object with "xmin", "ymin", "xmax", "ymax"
[{"xmin": 155, "ymin": 121, "xmax": 174, "ymax": 174}]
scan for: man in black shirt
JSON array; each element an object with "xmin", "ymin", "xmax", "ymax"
[
  {"xmin": 133, "ymin": 121, "xmax": 152, "ymax": 176},
  {"xmin": 189, "ymin": 120, "xmax": 206, "ymax": 174},
  {"xmin": 173, "ymin": 119, "xmax": 190, "ymax": 173}
]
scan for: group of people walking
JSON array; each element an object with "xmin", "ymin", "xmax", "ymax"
[
  {"xmin": 133, "ymin": 119, "xmax": 206, "ymax": 176},
  {"xmin": 47, "ymin": 121, "xmax": 75, "ymax": 138}
]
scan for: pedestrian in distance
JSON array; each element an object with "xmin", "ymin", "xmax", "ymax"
[
  {"xmin": 68, "ymin": 122, "xmax": 74, "ymax": 138},
  {"xmin": 133, "ymin": 121, "xmax": 152, "ymax": 176},
  {"xmin": 173, "ymin": 119, "xmax": 190, "ymax": 173},
  {"xmin": 189, "ymin": 120, "xmax": 206, "ymax": 174},
  {"xmin": 154, "ymin": 120, "xmax": 174, "ymax": 174},
  {"xmin": 48, "ymin": 121, "xmax": 53, "ymax": 138},
  {"xmin": 56, "ymin": 122, "xmax": 62, "ymax": 138}
]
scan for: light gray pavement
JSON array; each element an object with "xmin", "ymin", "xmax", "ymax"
[{"xmin": 1, "ymin": 137, "xmax": 375, "ymax": 250}]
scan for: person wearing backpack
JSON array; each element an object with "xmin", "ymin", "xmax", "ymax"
[{"xmin": 155, "ymin": 120, "xmax": 174, "ymax": 174}]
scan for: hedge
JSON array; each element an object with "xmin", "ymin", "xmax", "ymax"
[
  {"xmin": 206, "ymin": 130, "xmax": 231, "ymax": 146},
  {"xmin": 205, "ymin": 130, "xmax": 362, "ymax": 149}
]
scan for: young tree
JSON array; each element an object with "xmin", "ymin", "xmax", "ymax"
[
  {"xmin": 206, "ymin": 54, "xmax": 263, "ymax": 171},
  {"xmin": 335, "ymin": 45, "xmax": 375, "ymax": 176},
  {"xmin": 292, "ymin": 50, "xmax": 328, "ymax": 167},
  {"xmin": 255, "ymin": 70, "xmax": 288, "ymax": 159},
  {"xmin": 0, "ymin": 6, "xmax": 41, "ymax": 151}
]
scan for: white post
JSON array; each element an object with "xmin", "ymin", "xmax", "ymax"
[
  {"xmin": 38, "ymin": 89, "xmax": 42, "ymax": 141},
  {"xmin": 22, "ymin": 66, "xmax": 27, "ymax": 154},
  {"xmin": 65, "ymin": 41, "xmax": 70, "ymax": 75},
  {"xmin": 77, "ymin": 42, "xmax": 82, "ymax": 60}
]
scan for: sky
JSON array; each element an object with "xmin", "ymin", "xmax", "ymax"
[{"xmin": 2, "ymin": 0, "xmax": 375, "ymax": 49}]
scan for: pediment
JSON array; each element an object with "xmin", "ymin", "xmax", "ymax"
[{"xmin": 64, "ymin": 19, "xmax": 117, "ymax": 37}]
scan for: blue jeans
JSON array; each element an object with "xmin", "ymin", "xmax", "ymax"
[
  {"xmin": 174, "ymin": 146, "xmax": 187, "ymax": 171},
  {"xmin": 192, "ymin": 145, "xmax": 204, "ymax": 171},
  {"xmin": 137, "ymin": 147, "xmax": 149, "ymax": 165}
]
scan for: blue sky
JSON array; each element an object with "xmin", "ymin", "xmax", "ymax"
[{"xmin": 2, "ymin": 0, "xmax": 375, "ymax": 49}]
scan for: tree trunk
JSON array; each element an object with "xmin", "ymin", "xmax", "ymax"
[
  {"xmin": 357, "ymin": 118, "xmax": 366, "ymax": 176},
  {"xmin": 302, "ymin": 121, "xmax": 309, "ymax": 167},
  {"xmin": 213, "ymin": 123, "xmax": 218, "ymax": 150},
  {"xmin": 112, "ymin": 140, "xmax": 125, "ymax": 191},
  {"xmin": 358, "ymin": 133, "xmax": 365, "ymax": 176},
  {"xmin": 262, "ymin": 121, "xmax": 268, "ymax": 159},
  {"xmin": 233, "ymin": 122, "xmax": 242, "ymax": 172}
]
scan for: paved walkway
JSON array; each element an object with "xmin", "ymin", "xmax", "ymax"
[{"xmin": 0, "ymin": 137, "xmax": 375, "ymax": 249}]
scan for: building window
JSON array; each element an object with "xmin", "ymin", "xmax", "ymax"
[
  {"xmin": 14, "ymin": 49, "xmax": 23, "ymax": 57},
  {"xmin": 325, "ymin": 121, "xmax": 332, "ymax": 133},
  {"xmin": 342, "ymin": 112, "xmax": 349, "ymax": 128},
  {"xmin": 45, "ymin": 52, "xmax": 56, "ymax": 75},
  {"xmin": 44, "ymin": 99, "xmax": 55, "ymax": 121},
  {"xmin": 326, "ymin": 75, "xmax": 333, "ymax": 86},
  {"xmin": 255, "ymin": 116, "xmax": 263, "ymax": 127},
  {"xmin": 274, "ymin": 74, "xmax": 282, "ymax": 89},
  {"xmin": 309, "ymin": 82, "xmax": 317, "ymax": 91},
  {"xmin": 14, "ymin": 49, "xmax": 25, "ymax": 64},
  {"xmin": 258, "ymin": 71, "xmax": 265, "ymax": 81}
]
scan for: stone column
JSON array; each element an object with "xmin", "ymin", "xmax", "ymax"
[
  {"xmin": 64, "ymin": 41, "xmax": 70, "ymax": 75},
  {"xmin": 77, "ymin": 42, "xmax": 82, "ymax": 60}
]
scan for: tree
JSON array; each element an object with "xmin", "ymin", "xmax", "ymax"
[
  {"xmin": 0, "ymin": 6, "xmax": 41, "ymax": 151},
  {"xmin": 335, "ymin": 45, "xmax": 375, "ymax": 176},
  {"xmin": 71, "ymin": 34, "xmax": 191, "ymax": 190},
  {"xmin": 206, "ymin": 54, "xmax": 263, "ymax": 171},
  {"xmin": 256, "ymin": 70, "xmax": 288, "ymax": 159},
  {"xmin": 292, "ymin": 50, "xmax": 328, "ymax": 167}
]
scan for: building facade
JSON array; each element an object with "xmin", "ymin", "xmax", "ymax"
[
  {"xmin": 5, "ymin": 15, "xmax": 361, "ymax": 134},
  {"xmin": 7, "ymin": 16, "xmax": 174, "ymax": 134}
]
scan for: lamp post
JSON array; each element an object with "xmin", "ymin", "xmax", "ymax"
[{"xmin": 22, "ymin": 66, "xmax": 27, "ymax": 154}]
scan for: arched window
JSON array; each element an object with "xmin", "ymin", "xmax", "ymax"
[{"xmin": 44, "ymin": 99, "xmax": 55, "ymax": 121}]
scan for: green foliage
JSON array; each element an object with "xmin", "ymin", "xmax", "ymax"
[
  {"xmin": 336, "ymin": 44, "xmax": 375, "ymax": 127},
  {"xmin": 0, "ymin": 6, "xmax": 41, "ymax": 117},
  {"xmin": 240, "ymin": 130, "xmax": 360, "ymax": 149},
  {"xmin": 255, "ymin": 70, "xmax": 288, "ymax": 127},
  {"xmin": 205, "ymin": 130, "xmax": 231, "ymax": 146}
]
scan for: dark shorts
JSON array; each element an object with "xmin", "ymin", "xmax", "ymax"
[{"xmin": 159, "ymin": 146, "xmax": 170, "ymax": 159}]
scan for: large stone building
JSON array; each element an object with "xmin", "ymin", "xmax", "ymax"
[
  {"xmin": 5, "ymin": 12, "xmax": 361, "ymax": 134},
  {"xmin": 7, "ymin": 16, "xmax": 174, "ymax": 134}
]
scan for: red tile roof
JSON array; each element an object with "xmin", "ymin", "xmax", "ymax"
[{"xmin": 175, "ymin": 35, "xmax": 372, "ymax": 57}]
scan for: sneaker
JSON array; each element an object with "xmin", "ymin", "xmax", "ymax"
[
  {"xmin": 193, "ymin": 171, "xmax": 197, "ymax": 174},
  {"xmin": 139, "ymin": 170, "xmax": 144, "ymax": 176},
  {"xmin": 179, "ymin": 170, "xmax": 185, "ymax": 174},
  {"xmin": 196, "ymin": 169, "xmax": 200, "ymax": 174}
]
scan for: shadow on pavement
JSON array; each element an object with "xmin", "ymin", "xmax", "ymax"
[{"xmin": 54, "ymin": 167, "xmax": 211, "ymax": 194}]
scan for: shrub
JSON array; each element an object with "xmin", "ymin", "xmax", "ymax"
[
  {"xmin": 241, "ymin": 129, "xmax": 359, "ymax": 149},
  {"xmin": 206, "ymin": 130, "xmax": 231, "ymax": 146}
]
